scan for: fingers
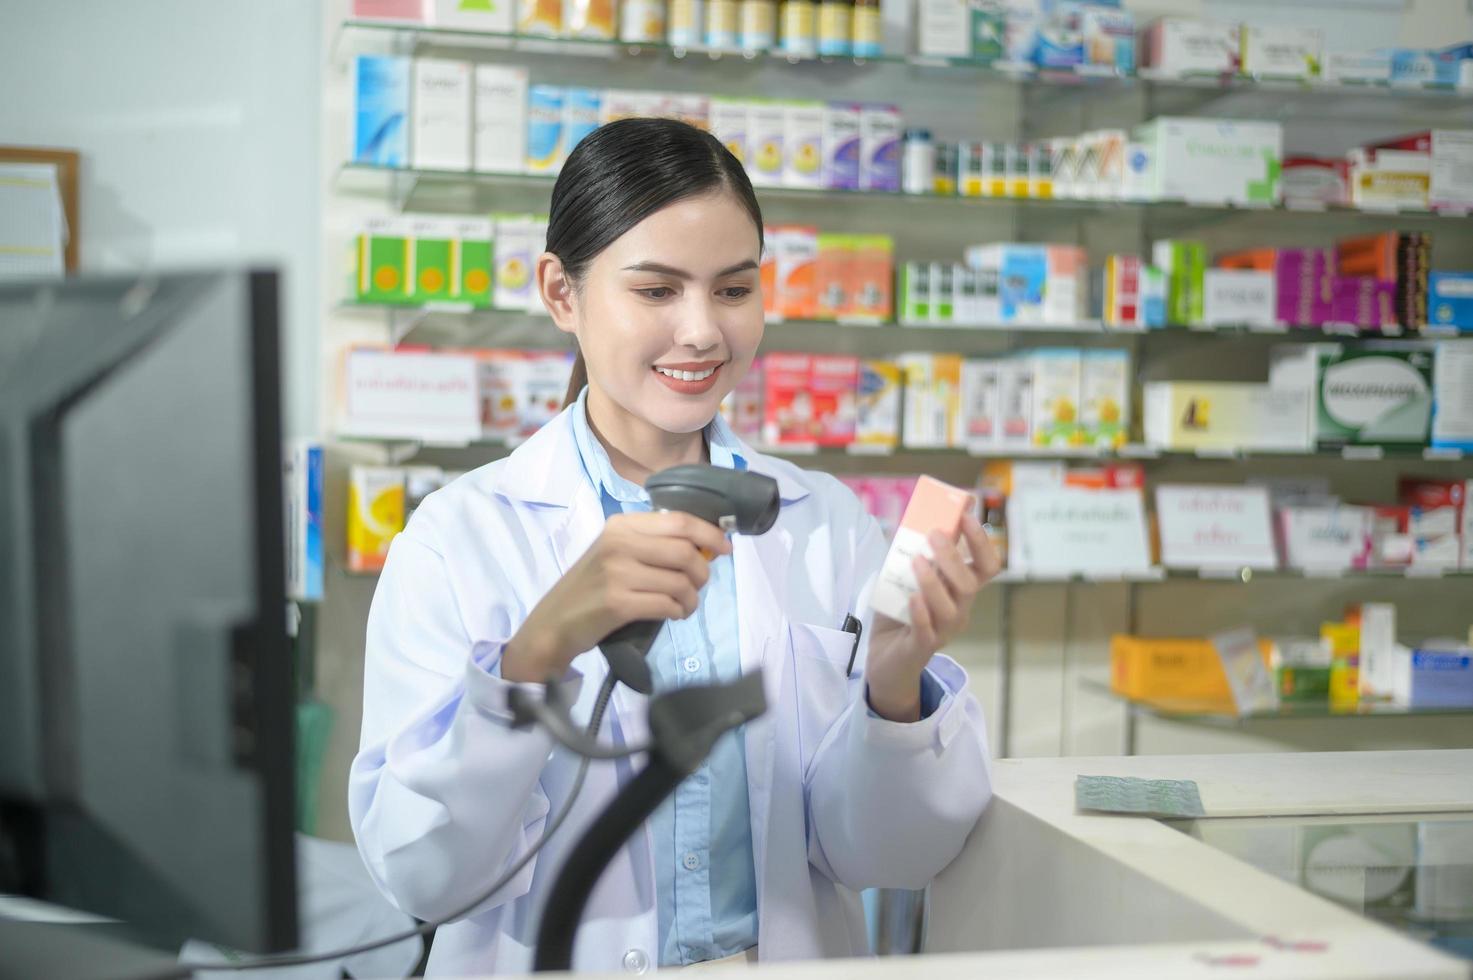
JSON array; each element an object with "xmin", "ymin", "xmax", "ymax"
[
  {"xmin": 626, "ymin": 535, "xmax": 712, "ymax": 590},
  {"xmin": 908, "ymin": 590, "xmax": 939, "ymax": 652},
  {"xmin": 913, "ymin": 554, "xmax": 959, "ymax": 629},
  {"xmin": 638, "ymin": 510, "xmax": 733, "ymax": 557},
  {"xmin": 960, "ymin": 513, "xmax": 1003, "ymax": 581},
  {"xmin": 622, "ymin": 590, "xmax": 690, "ymax": 624},
  {"xmin": 928, "ymin": 530, "xmax": 979, "ymax": 600},
  {"xmin": 620, "ymin": 566, "xmax": 702, "ymax": 618}
]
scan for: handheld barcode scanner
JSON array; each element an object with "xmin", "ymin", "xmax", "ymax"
[{"xmin": 598, "ymin": 464, "xmax": 780, "ymax": 694}]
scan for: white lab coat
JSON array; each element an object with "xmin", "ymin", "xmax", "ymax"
[{"xmin": 349, "ymin": 405, "xmax": 993, "ymax": 977}]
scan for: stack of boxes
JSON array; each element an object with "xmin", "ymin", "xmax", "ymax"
[
  {"xmin": 348, "ymin": 213, "xmax": 547, "ymax": 313},
  {"xmin": 1112, "ymin": 606, "xmax": 1473, "ymax": 712},
  {"xmin": 900, "ymin": 243, "xmax": 1087, "ymax": 327},
  {"xmin": 726, "ymin": 347, "xmax": 1132, "ymax": 453},
  {"xmin": 352, "ymin": 57, "xmax": 907, "ymax": 190},
  {"xmin": 1272, "ymin": 477, "xmax": 1472, "ymax": 573},
  {"xmin": 914, "ymin": 0, "xmax": 1136, "ymax": 73},
  {"xmin": 762, "ymin": 228, "xmax": 895, "ymax": 323},
  {"xmin": 1349, "ymin": 131, "xmax": 1473, "ymax": 212}
]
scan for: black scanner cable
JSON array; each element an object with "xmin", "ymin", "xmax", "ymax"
[{"xmin": 134, "ymin": 670, "xmax": 620, "ymax": 980}]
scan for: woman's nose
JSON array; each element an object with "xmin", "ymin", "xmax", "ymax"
[{"xmin": 672, "ymin": 297, "xmax": 723, "ymax": 351}]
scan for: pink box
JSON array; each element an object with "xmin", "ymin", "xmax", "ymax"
[
  {"xmin": 1330, "ymin": 277, "xmax": 1397, "ymax": 329},
  {"xmin": 353, "ymin": 0, "xmax": 425, "ymax": 19},
  {"xmin": 722, "ymin": 356, "xmax": 764, "ymax": 444},
  {"xmin": 1276, "ymin": 248, "xmax": 1333, "ymax": 327},
  {"xmin": 810, "ymin": 354, "xmax": 860, "ymax": 447}
]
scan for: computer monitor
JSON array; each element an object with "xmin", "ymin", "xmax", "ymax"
[{"xmin": 0, "ymin": 270, "xmax": 298, "ymax": 956}]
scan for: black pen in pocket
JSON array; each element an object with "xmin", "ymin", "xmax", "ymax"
[{"xmin": 841, "ymin": 614, "xmax": 863, "ymax": 677}]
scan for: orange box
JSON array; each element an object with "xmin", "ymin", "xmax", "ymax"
[
  {"xmin": 760, "ymin": 225, "xmax": 779, "ymax": 320},
  {"xmin": 1217, "ymin": 247, "xmax": 1278, "ymax": 272},
  {"xmin": 847, "ymin": 234, "xmax": 894, "ymax": 320},
  {"xmin": 1111, "ymin": 634, "xmax": 1274, "ymax": 704},
  {"xmin": 774, "ymin": 224, "xmax": 818, "ymax": 320},
  {"xmin": 815, "ymin": 233, "xmax": 851, "ymax": 321},
  {"xmin": 870, "ymin": 476, "xmax": 974, "ymax": 624}
]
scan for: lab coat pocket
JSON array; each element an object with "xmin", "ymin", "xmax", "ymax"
[{"xmin": 788, "ymin": 621, "xmax": 860, "ymax": 778}]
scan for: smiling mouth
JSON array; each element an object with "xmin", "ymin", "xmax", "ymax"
[{"xmin": 654, "ymin": 365, "xmax": 720, "ymax": 382}]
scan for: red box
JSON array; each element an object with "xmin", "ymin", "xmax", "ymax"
[
  {"xmin": 761, "ymin": 352, "xmax": 815, "ymax": 448},
  {"xmin": 1399, "ymin": 478, "xmax": 1467, "ymax": 509},
  {"xmin": 809, "ymin": 354, "xmax": 859, "ymax": 447}
]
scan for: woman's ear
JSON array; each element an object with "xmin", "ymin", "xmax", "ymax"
[{"xmin": 536, "ymin": 251, "xmax": 578, "ymax": 336}]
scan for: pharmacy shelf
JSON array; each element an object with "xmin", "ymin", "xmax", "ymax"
[
  {"xmin": 341, "ymin": 559, "xmax": 1473, "ymax": 583},
  {"xmin": 336, "ymin": 300, "xmax": 1468, "ymax": 351},
  {"xmin": 1080, "ymin": 678, "xmax": 1473, "ymax": 727},
  {"xmin": 332, "ymin": 430, "xmax": 1470, "ymax": 465},
  {"xmin": 766, "ymin": 442, "xmax": 1470, "ymax": 463},
  {"xmin": 335, "ymin": 162, "xmax": 1473, "ymax": 221},
  {"xmin": 999, "ymin": 566, "xmax": 1473, "ymax": 585},
  {"xmin": 336, "ymin": 19, "xmax": 1473, "ymax": 109}
]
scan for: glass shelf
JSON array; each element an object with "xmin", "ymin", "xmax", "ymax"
[
  {"xmin": 331, "ymin": 428, "xmax": 1469, "ymax": 465},
  {"xmin": 1166, "ymin": 814, "xmax": 1473, "ymax": 963},
  {"xmin": 335, "ymin": 162, "xmax": 1473, "ymax": 222},
  {"xmin": 342, "ymin": 559, "xmax": 1473, "ymax": 583},
  {"xmin": 338, "ymin": 19, "xmax": 1473, "ymax": 108},
  {"xmin": 999, "ymin": 566, "xmax": 1473, "ymax": 585},
  {"xmin": 1081, "ymin": 678, "xmax": 1473, "ymax": 725},
  {"xmin": 336, "ymin": 300, "xmax": 1466, "ymax": 351}
]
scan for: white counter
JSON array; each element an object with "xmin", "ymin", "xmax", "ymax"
[{"xmin": 507, "ymin": 751, "xmax": 1473, "ymax": 979}]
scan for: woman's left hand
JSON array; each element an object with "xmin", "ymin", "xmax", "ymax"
[{"xmin": 865, "ymin": 513, "xmax": 1002, "ymax": 723}]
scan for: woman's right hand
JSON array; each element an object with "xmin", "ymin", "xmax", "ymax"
[{"xmin": 500, "ymin": 511, "xmax": 733, "ymax": 683}]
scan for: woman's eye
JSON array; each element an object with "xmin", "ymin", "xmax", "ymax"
[
  {"xmin": 720, "ymin": 286, "xmax": 753, "ymax": 300},
  {"xmin": 638, "ymin": 287, "xmax": 675, "ymax": 300}
]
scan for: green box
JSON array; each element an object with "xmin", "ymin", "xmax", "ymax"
[
  {"xmin": 969, "ymin": 5, "xmax": 1006, "ymax": 63},
  {"xmin": 1276, "ymin": 665, "xmax": 1332, "ymax": 704},
  {"xmin": 901, "ymin": 261, "xmax": 931, "ymax": 323},
  {"xmin": 1316, "ymin": 346, "xmax": 1434, "ymax": 446},
  {"xmin": 931, "ymin": 262, "xmax": 955, "ymax": 323},
  {"xmin": 410, "ymin": 217, "xmax": 458, "ymax": 304},
  {"xmin": 454, "ymin": 217, "xmax": 495, "ymax": 309},
  {"xmin": 1152, "ymin": 239, "xmax": 1206, "ymax": 326},
  {"xmin": 351, "ymin": 217, "xmax": 412, "ymax": 305}
]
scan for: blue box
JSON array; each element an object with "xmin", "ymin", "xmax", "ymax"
[
  {"xmin": 1428, "ymin": 272, "xmax": 1473, "ymax": 332},
  {"xmin": 1032, "ymin": 1, "xmax": 1085, "ymax": 69},
  {"xmin": 1082, "ymin": 5, "xmax": 1134, "ymax": 74},
  {"xmin": 1389, "ymin": 44, "xmax": 1473, "ymax": 87},
  {"xmin": 284, "ymin": 442, "xmax": 323, "ymax": 602},
  {"xmin": 562, "ymin": 88, "xmax": 602, "ymax": 158},
  {"xmin": 998, "ymin": 246, "xmax": 1048, "ymax": 321},
  {"xmin": 352, "ymin": 55, "xmax": 409, "ymax": 167},
  {"xmin": 1407, "ymin": 649, "xmax": 1473, "ymax": 708}
]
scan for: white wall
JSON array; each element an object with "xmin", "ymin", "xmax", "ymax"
[{"xmin": 0, "ymin": 0, "xmax": 324, "ymax": 437}]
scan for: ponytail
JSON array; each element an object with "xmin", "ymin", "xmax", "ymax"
[{"xmin": 562, "ymin": 347, "xmax": 588, "ymax": 409}]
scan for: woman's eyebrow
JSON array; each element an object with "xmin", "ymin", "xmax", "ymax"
[{"xmin": 622, "ymin": 259, "xmax": 760, "ymax": 279}]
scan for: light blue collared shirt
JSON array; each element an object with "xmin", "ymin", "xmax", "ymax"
[{"xmin": 569, "ymin": 387, "xmax": 759, "ymax": 967}]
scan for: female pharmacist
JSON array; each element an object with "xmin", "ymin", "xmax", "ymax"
[{"xmin": 350, "ymin": 118, "xmax": 999, "ymax": 976}]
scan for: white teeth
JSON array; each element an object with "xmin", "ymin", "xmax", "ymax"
[{"xmin": 657, "ymin": 366, "xmax": 716, "ymax": 382}]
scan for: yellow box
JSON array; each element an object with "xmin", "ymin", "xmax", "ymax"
[
  {"xmin": 347, "ymin": 466, "xmax": 405, "ymax": 574},
  {"xmin": 1322, "ymin": 621, "xmax": 1361, "ymax": 709},
  {"xmin": 1111, "ymin": 634, "xmax": 1273, "ymax": 704},
  {"xmin": 1321, "ymin": 622, "xmax": 1360, "ymax": 658},
  {"xmin": 1329, "ymin": 656, "xmax": 1361, "ymax": 710}
]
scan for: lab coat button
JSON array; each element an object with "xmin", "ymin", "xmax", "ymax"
[{"xmin": 623, "ymin": 949, "xmax": 650, "ymax": 974}]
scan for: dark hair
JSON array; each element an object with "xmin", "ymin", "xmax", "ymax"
[{"xmin": 548, "ymin": 117, "xmax": 765, "ymax": 408}]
